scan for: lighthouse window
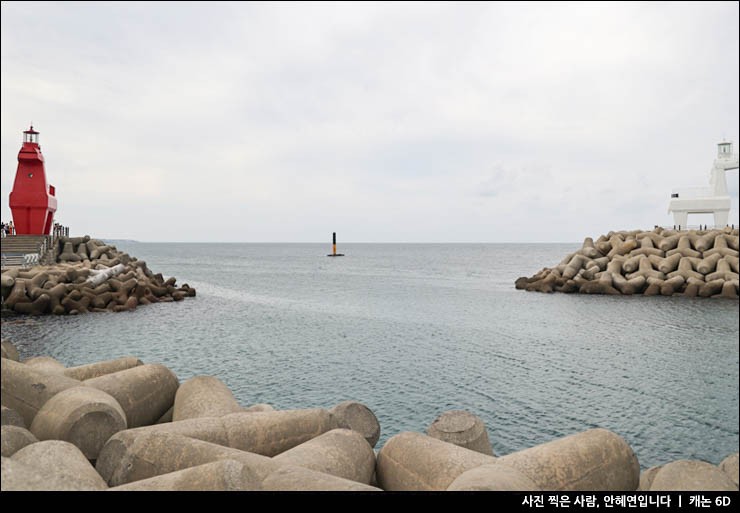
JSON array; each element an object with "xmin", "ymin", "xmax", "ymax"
[{"xmin": 28, "ymin": 173, "xmax": 33, "ymax": 178}]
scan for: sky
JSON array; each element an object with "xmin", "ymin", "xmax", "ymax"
[{"xmin": 1, "ymin": 1, "xmax": 738, "ymax": 243}]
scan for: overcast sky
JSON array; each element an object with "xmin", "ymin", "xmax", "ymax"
[{"xmin": 1, "ymin": 1, "xmax": 738, "ymax": 242}]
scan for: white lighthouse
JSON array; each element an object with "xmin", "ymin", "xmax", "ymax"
[{"xmin": 668, "ymin": 141, "xmax": 739, "ymax": 229}]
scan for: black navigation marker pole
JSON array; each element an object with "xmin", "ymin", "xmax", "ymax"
[{"xmin": 327, "ymin": 232, "xmax": 345, "ymax": 257}]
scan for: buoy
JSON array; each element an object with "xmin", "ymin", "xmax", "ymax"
[{"xmin": 327, "ymin": 232, "xmax": 344, "ymax": 257}]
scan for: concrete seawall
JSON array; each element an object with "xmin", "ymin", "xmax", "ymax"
[
  {"xmin": 1, "ymin": 235, "xmax": 195, "ymax": 315},
  {"xmin": 1, "ymin": 339, "xmax": 736, "ymax": 491},
  {"xmin": 516, "ymin": 227, "xmax": 739, "ymax": 298}
]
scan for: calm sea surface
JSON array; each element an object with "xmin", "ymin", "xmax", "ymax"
[{"xmin": 3, "ymin": 243, "xmax": 738, "ymax": 468}]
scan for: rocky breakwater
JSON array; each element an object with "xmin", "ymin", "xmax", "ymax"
[
  {"xmin": 1, "ymin": 235, "xmax": 195, "ymax": 315},
  {"xmin": 2, "ymin": 340, "xmax": 737, "ymax": 491},
  {"xmin": 516, "ymin": 227, "xmax": 739, "ymax": 298}
]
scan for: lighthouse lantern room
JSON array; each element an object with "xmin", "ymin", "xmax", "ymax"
[{"xmin": 8, "ymin": 125, "xmax": 57, "ymax": 235}]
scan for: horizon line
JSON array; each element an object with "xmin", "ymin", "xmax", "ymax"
[{"xmin": 100, "ymin": 239, "xmax": 584, "ymax": 244}]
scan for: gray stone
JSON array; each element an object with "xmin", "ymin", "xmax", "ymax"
[
  {"xmin": 262, "ymin": 465, "xmax": 381, "ymax": 491},
  {"xmin": 1, "ymin": 456, "xmax": 91, "ymax": 491},
  {"xmin": 1, "ymin": 358, "xmax": 82, "ymax": 427},
  {"xmin": 329, "ymin": 401, "xmax": 381, "ymax": 448},
  {"xmin": 84, "ymin": 363, "xmax": 179, "ymax": 427},
  {"xmin": 103, "ymin": 415, "xmax": 233, "ymax": 453},
  {"xmin": 108, "ymin": 459, "xmax": 259, "ymax": 491},
  {"xmin": 173, "ymin": 375, "xmax": 242, "ymax": 421},
  {"xmin": 638, "ymin": 465, "xmax": 663, "ymax": 491},
  {"xmin": 427, "ymin": 410, "xmax": 494, "ymax": 456},
  {"xmin": 29, "ymin": 386, "xmax": 127, "ymax": 460},
  {"xmin": 1, "ymin": 340, "xmax": 20, "ymax": 361},
  {"xmin": 1, "ymin": 425, "xmax": 38, "ymax": 457},
  {"xmin": 497, "ymin": 428, "xmax": 640, "ymax": 491},
  {"xmin": 97, "ymin": 408, "xmax": 337, "ymax": 460},
  {"xmin": 12, "ymin": 440, "xmax": 107, "ymax": 489},
  {"xmin": 220, "ymin": 409, "xmax": 338, "ymax": 456},
  {"xmin": 63, "ymin": 356, "xmax": 143, "ymax": 381},
  {"xmin": 1, "ymin": 405, "xmax": 26, "ymax": 428},
  {"xmin": 273, "ymin": 428, "xmax": 375, "ymax": 484},
  {"xmin": 244, "ymin": 403, "xmax": 275, "ymax": 412},
  {"xmin": 22, "ymin": 356, "xmax": 66, "ymax": 374},
  {"xmin": 156, "ymin": 405, "xmax": 173, "ymax": 423},
  {"xmin": 447, "ymin": 461, "xmax": 541, "ymax": 490},
  {"xmin": 97, "ymin": 431, "xmax": 277, "ymax": 486},
  {"xmin": 719, "ymin": 453, "xmax": 738, "ymax": 488},
  {"xmin": 649, "ymin": 460, "xmax": 737, "ymax": 491},
  {"xmin": 376, "ymin": 431, "xmax": 496, "ymax": 491}
]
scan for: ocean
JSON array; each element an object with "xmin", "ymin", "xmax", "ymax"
[{"xmin": 2, "ymin": 242, "xmax": 738, "ymax": 468}]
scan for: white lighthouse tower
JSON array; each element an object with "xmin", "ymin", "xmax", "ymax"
[{"xmin": 668, "ymin": 141, "xmax": 739, "ymax": 229}]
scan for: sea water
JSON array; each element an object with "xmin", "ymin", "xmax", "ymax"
[{"xmin": 3, "ymin": 242, "xmax": 738, "ymax": 468}]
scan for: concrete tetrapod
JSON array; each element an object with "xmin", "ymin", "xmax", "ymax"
[
  {"xmin": 262, "ymin": 465, "xmax": 381, "ymax": 491},
  {"xmin": 84, "ymin": 363, "xmax": 179, "ymax": 428},
  {"xmin": 329, "ymin": 401, "xmax": 381, "ymax": 448},
  {"xmin": 98, "ymin": 415, "xmax": 233, "ymax": 454},
  {"xmin": 517, "ymin": 228, "xmax": 738, "ymax": 298},
  {"xmin": 1, "ymin": 340, "xmax": 20, "ymax": 361},
  {"xmin": 4, "ymin": 280, "xmax": 31, "ymax": 309},
  {"xmin": 447, "ymin": 461, "xmax": 541, "ymax": 491},
  {"xmin": 12, "ymin": 440, "xmax": 107, "ymax": 489},
  {"xmin": 719, "ymin": 453, "xmax": 739, "ymax": 488},
  {"xmin": 156, "ymin": 406, "xmax": 174, "ymax": 423},
  {"xmin": 1, "ymin": 405, "xmax": 26, "ymax": 428},
  {"xmin": 22, "ymin": 356, "xmax": 66, "ymax": 374},
  {"xmin": 666, "ymin": 236, "xmax": 701, "ymax": 258},
  {"xmin": 1, "ymin": 425, "xmax": 39, "ymax": 457},
  {"xmin": 63, "ymin": 356, "xmax": 143, "ymax": 381},
  {"xmin": 638, "ymin": 465, "xmax": 663, "ymax": 491},
  {"xmin": 694, "ymin": 233, "xmax": 716, "ymax": 253},
  {"xmin": 96, "ymin": 408, "xmax": 338, "ymax": 483},
  {"xmin": 0, "ymin": 358, "xmax": 81, "ymax": 427},
  {"xmin": 97, "ymin": 431, "xmax": 278, "ymax": 486},
  {"xmin": 108, "ymin": 459, "xmax": 259, "ymax": 491},
  {"xmin": 272, "ymin": 428, "xmax": 376, "ymax": 484},
  {"xmin": 244, "ymin": 403, "xmax": 275, "ymax": 412},
  {"xmin": 376, "ymin": 431, "xmax": 496, "ymax": 491},
  {"xmin": 29, "ymin": 386, "xmax": 127, "ymax": 460},
  {"xmin": 649, "ymin": 460, "xmax": 738, "ymax": 491},
  {"xmin": 13, "ymin": 293, "xmax": 51, "ymax": 315},
  {"xmin": 427, "ymin": 410, "xmax": 495, "ymax": 456},
  {"xmin": 1, "ymin": 456, "xmax": 93, "ymax": 491},
  {"xmin": 219, "ymin": 409, "xmax": 339, "ymax": 456},
  {"xmin": 173, "ymin": 375, "xmax": 243, "ymax": 421},
  {"xmin": 1, "ymin": 274, "xmax": 15, "ymax": 302},
  {"xmin": 495, "ymin": 428, "xmax": 640, "ymax": 491}
]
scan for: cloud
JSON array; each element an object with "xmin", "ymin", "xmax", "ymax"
[{"xmin": 1, "ymin": 1, "xmax": 737, "ymax": 241}]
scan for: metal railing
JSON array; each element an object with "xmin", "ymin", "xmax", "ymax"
[
  {"xmin": 659, "ymin": 224, "xmax": 737, "ymax": 231},
  {"xmin": 52, "ymin": 223, "xmax": 69, "ymax": 239},
  {"xmin": 46, "ymin": 224, "xmax": 70, "ymax": 264},
  {"xmin": 0, "ymin": 223, "xmax": 70, "ymax": 268}
]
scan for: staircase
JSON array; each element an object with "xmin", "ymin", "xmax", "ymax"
[{"xmin": 1, "ymin": 235, "xmax": 56, "ymax": 269}]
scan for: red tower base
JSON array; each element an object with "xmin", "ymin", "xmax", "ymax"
[{"xmin": 9, "ymin": 205, "xmax": 55, "ymax": 235}]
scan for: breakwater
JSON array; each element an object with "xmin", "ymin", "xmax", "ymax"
[
  {"xmin": 516, "ymin": 228, "xmax": 739, "ymax": 298},
  {"xmin": 1, "ymin": 341, "xmax": 737, "ymax": 491},
  {"xmin": 1, "ymin": 235, "xmax": 195, "ymax": 315}
]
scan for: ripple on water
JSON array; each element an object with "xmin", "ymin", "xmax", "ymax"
[{"xmin": 2, "ymin": 243, "xmax": 737, "ymax": 468}]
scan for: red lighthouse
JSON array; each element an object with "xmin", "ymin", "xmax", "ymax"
[{"xmin": 9, "ymin": 125, "xmax": 57, "ymax": 235}]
